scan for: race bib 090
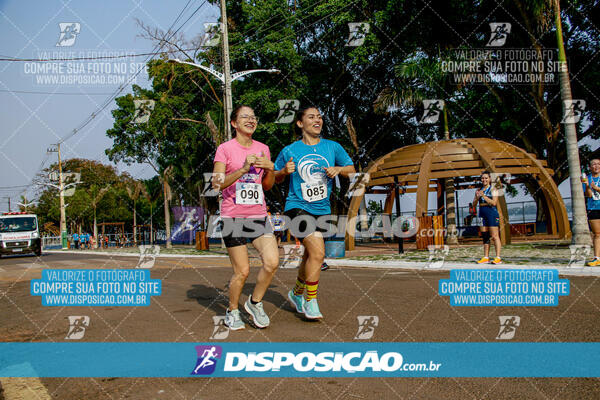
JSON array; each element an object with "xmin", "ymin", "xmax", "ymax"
[{"xmin": 235, "ymin": 182, "xmax": 263, "ymax": 205}]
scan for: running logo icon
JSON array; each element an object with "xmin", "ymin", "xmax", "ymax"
[
  {"xmin": 486, "ymin": 23, "xmax": 511, "ymax": 47},
  {"xmin": 275, "ymin": 100, "xmax": 300, "ymax": 124},
  {"xmin": 561, "ymin": 100, "xmax": 586, "ymax": 124},
  {"xmin": 496, "ymin": 316, "xmax": 520, "ymax": 340},
  {"xmin": 282, "ymin": 244, "xmax": 304, "ymax": 269},
  {"xmin": 137, "ymin": 245, "xmax": 160, "ymax": 269},
  {"xmin": 201, "ymin": 172, "xmax": 224, "ymax": 197},
  {"xmin": 65, "ymin": 316, "xmax": 89, "ymax": 340},
  {"xmin": 346, "ymin": 23, "xmax": 370, "ymax": 47},
  {"xmin": 426, "ymin": 245, "xmax": 449, "ymax": 269},
  {"xmin": 56, "ymin": 23, "xmax": 80, "ymax": 47},
  {"xmin": 347, "ymin": 173, "xmax": 370, "ymax": 198},
  {"xmin": 133, "ymin": 100, "xmax": 155, "ymax": 124},
  {"xmin": 202, "ymin": 23, "xmax": 222, "ymax": 47},
  {"xmin": 568, "ymin": 245, "xmax": 590, "ymax": 268},
  {"xmin": 61, "ymin": 172, "xmax": 81, "ymax": 197},
  {"xmin": 420, "ymin": 100, "xmax": 444, "ymax": 124},
  {"xmin": 354, "ymin": 316, "xmax": 379, "ymax": 340},
  {"xmin": 209, "ymin": 316, "xmax": 230, "ymax": 340},
  {"xmin": 191, "ymin": 345, "xmax": 222, "ymax": 375},
  {"xmin": 490, "ymin": 173, "xmax": 511, "ymax": 197}
]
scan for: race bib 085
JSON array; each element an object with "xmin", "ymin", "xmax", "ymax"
[{"xmin": 301, "ymin": 182, "xmax": 327, "ymax": 202}]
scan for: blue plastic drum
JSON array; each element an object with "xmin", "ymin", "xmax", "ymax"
[{"xmin": 324, "ymin": 240, "xmax": 345, "ymax": 258}]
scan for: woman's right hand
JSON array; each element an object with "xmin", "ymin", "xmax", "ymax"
[
  {"xmin": 242, "ymin": 154, "xmax": 257, "ymax": 172},
  {"xmin": 284, "ymin": 157, "xmax": 295, "ymax": 175}
]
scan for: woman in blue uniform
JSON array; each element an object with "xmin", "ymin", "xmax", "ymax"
[
  {"xmin": 582, "ymin": 159, "xmax": 600, "ymax": 266},
  {"xmin": 474, "ymin": 171, "xmax": 502, "ymax": 264}
]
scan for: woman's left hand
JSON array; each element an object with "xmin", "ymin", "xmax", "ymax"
[{"xmin": 254, "ymin": 155, "xmax": 274, "ymax": 171}]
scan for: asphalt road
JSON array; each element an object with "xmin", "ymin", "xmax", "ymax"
[{"xmin": 1, "ymin": 252, "xmax": 599, "ymax": 399}]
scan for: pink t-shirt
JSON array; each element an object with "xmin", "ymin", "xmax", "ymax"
[{"xmin": 214, "ymin": 138, "xmax": 270, "ymax": 218}]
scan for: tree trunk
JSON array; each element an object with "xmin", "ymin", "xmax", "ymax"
[
  {"xmin": 554, "ymin": 0, "xmax": 590, "ymax": 245},
  {"xmin": 133, "ymin": 199, "xmax": 137, "ymax": 245},
  {"xmin": 163, "ymin": 179, "xmax": 172, "ymax": 249},
  {"xmin": 443, "ymin": 106, "xmax": 459, "ymax": 244},
  {"xmin": 93, "ymin": 206, "xmax": 98, "ymax": 249}
]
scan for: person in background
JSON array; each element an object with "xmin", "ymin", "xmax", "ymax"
[
  {"xmin": 582, "ymin": 159, "xmax": 600, "ymax": 266},
  {"xmin": 72, "ymin": 232, "xmax": 80, "ymax": 249},
  {"xmin": 269, "ymin": 210, "xmax": 285, "ymax": 247},
  {"xmin": 474, "ymin": 171, "xmax": 502, "ymax": 264}
]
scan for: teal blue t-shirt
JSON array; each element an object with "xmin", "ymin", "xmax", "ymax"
[
  {"xmin": 584, "ymin": 174, "xmax": 600, "ymax": 210},
  {"xmin": 274, "ymin": 139, "xmax": 353, "ymax": 215}
]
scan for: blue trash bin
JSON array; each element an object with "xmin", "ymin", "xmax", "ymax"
[{"xmin": 324, "ymin": 240, "xmax": 345, "ymax": 258}]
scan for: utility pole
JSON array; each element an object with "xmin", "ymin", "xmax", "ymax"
[
  {"xmin": 220, "ymin": 0, "xmax": 233, "ymax": 140},
  {"xmin": 3, "ymin": 196, "xmax": 10, "ymax": 212},
  {"xmin": 47, "ymin": 143, "xmax": 67, "ymax": 249},
  {"xmin": 58, "ymin": 143, "xmax": 67, "ymax": 248}
]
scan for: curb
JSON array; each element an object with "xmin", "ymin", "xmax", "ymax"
[
  {"xmin": 44, "ymin": 250, "xmax": 228, "ymax": 258},
  {"xmin": 324, "ymin": 259, "xmax": 600, "ymax": 277}
]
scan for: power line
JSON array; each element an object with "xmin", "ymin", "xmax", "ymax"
[
  {"xmin": 58, "ymin": 0, "xmax": 209, "ymax": 145},
  {"xmin": 0, "ymin": 89, "xmax": 118, "ymax": 95},
  {"xmin": 0, "ymin": 48, "xmax": 198, "ymax": 62},
  {"xmin": 0, "ymin": 184, "xmax": 32, "ymax": 189},
  {"xmin": 16, "ymin": 0, "xmax": 208, "ymax": 201}
]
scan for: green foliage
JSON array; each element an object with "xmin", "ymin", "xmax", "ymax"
[
  {"xmin": 102, "ymin": 0, "xmax": 598, "ymax": 216},
  {"xmin": 33, "ymin": 158, "xmax": 162, "ymax": 233}
]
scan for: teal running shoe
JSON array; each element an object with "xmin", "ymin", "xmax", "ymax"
[
  {"xmin": 303, "ymin": 298, "xmax": 323, "ymax": 319},
  {"xmin": 224, "ymin": 309, "xmax": 245, "ymax": 330},
  {"xmin": 244, "ymin": 298, "xmax": 270, "ymax": 328},
  {"xmin": 287, "ymin": 290, "xmax": 305, "ymax": 313}
]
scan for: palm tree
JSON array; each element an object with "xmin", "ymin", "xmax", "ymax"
[
  {"xmin": 88, "ymin": 185, "xmax": 110, "ymax": 247},
  {"xmin": 142, "ymin": 184, "xmax": 159, "ymax": 244},
  {"xmin": 525, "ymin": 0, "xmax": 590, "ymax": 244},
  {"xmin": 125, "ymin": 180, "xmax": 148, "ymax": 245},
  {"xmin": 160, "ymin": 166, "xmax": 174, "ymax": 249},
  {"xmin": 375, "ymin": 55, "xmax": 460, "ymax": 244},
  {"xmin": 552, "ymin": 0, "xmax": 589, "ymax": 244}
]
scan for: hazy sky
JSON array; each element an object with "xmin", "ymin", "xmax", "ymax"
[
  {"xmin": 0, "ymin": 0, "xmax": 575, "ymax": 215},
  {"xmin": 0, "ymin": 0, "xmax": 219, "ymax": 212}
]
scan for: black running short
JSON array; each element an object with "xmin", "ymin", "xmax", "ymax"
[
  {"xmin": 284, "ymin": 208, "xmax": 331, "ymax": 240},
  {"xmin": 588, "ymin": 209, "xmax": 600, "ymax": 221},
  {"xmin": 221, "ymin": 217, "xmax": 273, "ymax": 248}
]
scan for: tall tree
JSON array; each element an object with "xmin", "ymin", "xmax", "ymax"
[
  {"xmin": 551, "ymin": 0, "xmax": 590, "ymax": 244},
  {"xmin": 375, "ymin": 55, "xmax": 462, "ymax": 243}
]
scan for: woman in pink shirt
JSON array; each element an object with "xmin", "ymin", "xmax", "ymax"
[{"xmin": 212, "ymin": 105, "xmax": 279, "ymax": 330}]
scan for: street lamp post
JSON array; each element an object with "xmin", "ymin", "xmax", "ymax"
[
  {"xmin": 170, "ymin": 59, "xmax": 280, "ymax": 140},
  {"xmin": 16, "ymin": 199, "xmax": 38, "ymax": 213}
]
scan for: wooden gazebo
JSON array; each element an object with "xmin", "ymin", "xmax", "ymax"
[{"xmin": 345, "ymin": 138, "xmax": 570, "ymax": 250}]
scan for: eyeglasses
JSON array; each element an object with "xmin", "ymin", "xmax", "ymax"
[{"xmin": 239, "ymin": 115, "xmax": 258, "ymax": 122}]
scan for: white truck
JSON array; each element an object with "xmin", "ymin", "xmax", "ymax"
[{"xmin": 0, "ymin": 212, "xmax": 42, "ymax": 257}]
